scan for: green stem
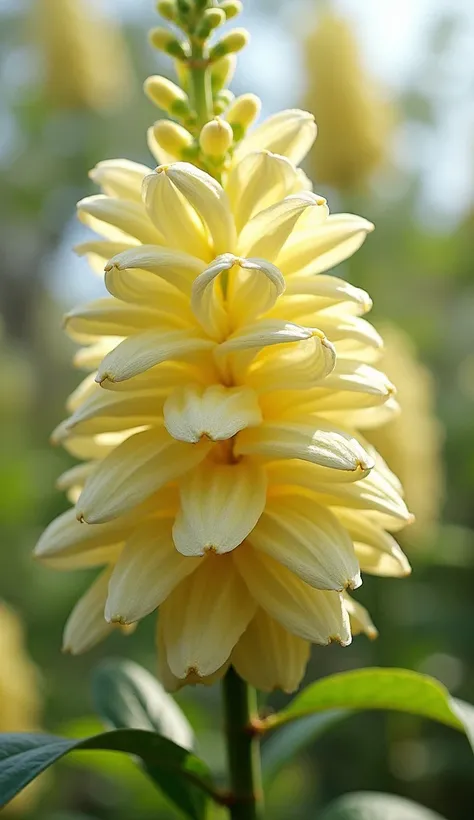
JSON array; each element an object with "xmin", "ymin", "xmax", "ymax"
[
  {"xmin": 189, "ymin": 40, "xmax": 212, "ymax": 127},
  {"xmin": 222, "ymin": 667, "xmax": 264, "ymax": 820}
]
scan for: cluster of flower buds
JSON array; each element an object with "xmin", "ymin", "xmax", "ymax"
[{"xmin": 144, "ymin": 0, "xmax": 260, "ymax": 177}]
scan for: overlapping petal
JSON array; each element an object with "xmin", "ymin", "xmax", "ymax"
[{"xmin": 38, "ymin": 108, "xmax": 412, "ymax": 692}]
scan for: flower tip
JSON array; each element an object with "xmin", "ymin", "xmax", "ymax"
[
  {"xmin": 107, "ymin": 613, "xmax": 130, "ymax": 626},
  {"xmin": 329, "ymin": 632, "xmax": 352, "ymax": 648},
  {"xmin": 347, "ymin": 571, "xmax": 362, "ymax": 591},
  {"xmin": 95, "ymin": 372, "xmax": 112, "ymax": 387}
]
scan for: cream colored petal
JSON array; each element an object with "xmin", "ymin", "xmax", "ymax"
[
  {"xmin": 100, "ymin": 360, "xmax": 214, "ymax": 393},
  {"xmin": 104, "ymin": 271, "xmax": 193, "ymax": 325},
  {"xmin": 249, "ymin": 493, "xmax": 360, "ymax": 591},
  {"xmin": 66, "ymin": 373, "xmax": 97, "ymax": 412},
  {"xmin": 63, "ymin": 568, "xmax": 114, "ymax": 654},
  {"xmin": 34, "ymin": 508, "xmax": 130, "ymax": 560},
  {"xmin": 292, "ymin": 168, "xmax": 313, "ymax": 193},
  {"xmin": 96, "ymin": 330, "xmax": 215, "ymax": 385},
  {"xmin": 235, "ymin": 109, "xmax": 317, "ymax": 165},
  {"xmin": 267, "ymin": 461, "xmax": 411, "ymax": 526},
  {"xmin": 62, "ymin": 429, "xmax": 140, "ymax": 461},
  {"xmin": 246, "ymin": 335, "xmax": 336, "ymax": 393},
  {"xmin": 236, "ymin": 419, "xmax": 374, "ymax": 473},
  {"xmin": 320, "ymin": 360, "xmax": 395, "ymax": 402},
  {"xmin": 238, "ymin": 193, "xmax": 328, "ymax": 261},
  {"xmin": 233, "ymin": 545, "xmax": 351, "ymax": 645},
  {"xmin": 312, "ymin": 312, "xmax": 383, "ymax": 351},
  {"xmin": 282, "ymin": 274, "xmax": 372, "ymax": 315},
  {"xmin": 77, "ymin": 425, "xmax": 211, "ymax": 523},
  {"xmin": 231, "ymin": 609, "xmax": 310, "ymax": 693},
  {"xmin": 172, "ymin": 458, "xmax": 267, "ymax": 556},
  {"xmin": 74, "ymin": 240, "xmax": 135, "ymax": 276},
  {"xmin": 106, "ymin": 519, "xmax": 201, "ymax": 624},
  {"xmin": 227, "ymin": 256, "xmax": 286, "ymax": 327},
  {"xmin": 56, "ymin": 461, "xmax": 95, "ymax": 493},
  {"xmin": 77, "ymin": 195, "xmax": 163, "ymax": 245},
  {"xmin": 190, "ymin": 255, "xmax": 231, "ymax": 340},
  {"xmin": 74, "ymin": 337, "xmax": 122, "ymax": 371},
  {"xmin": 163, "ymin": 384, "xmax": 262, "ymax": 443},
  {"xmin": 44, "ymin": 544, "xmax": 123, "ymax": 571},
  {"xmin": 343, "ymin": 593, "xmax": 378, "ymax": 640},
  {"xmin": 334, "ymin": 508, "xmax": 411, "ymax": 577},
  {"xmin": 191, "ymin": 254, "xmax": 286, "ymax": 339},
  {"xmin": 157, "ymin": 619, "xmax": 230, "ymax": 692},
  {"xmin": 217, "ymin": 319, "xmax": 313, "ymax": 355},
  {"xmin": 276, "ymin": 214, "xmax": 375, "ymax": 277},
  {"xmin": 89, "ymin": 159, "xmax": 152, "ymax": 202},
  {"xmin": 64, "ymin": 297, "xmax": 180, "ymax": 338},
  {"xmin": 227, "ymin": 150, "xmax": 300, "ymax": 232},
  {"xmin": 160, "ymin": 555, "xmax": 256, "ymax": 678},
  {"xmin": 324, "ymin": 399, "xmax": 400, "ymax": 431},
  {"xmin": 142, "ymin": 170, "xmax": 211, "ymax": 259},
  {"xmin": 53, "ymin": 389, "xmax": 165, "ymax": 441},
  {"xmin": 105, "ymin": 246, "xmax": 205, "ymax": 296},
  {"xmin": 165, "ymin": 162, "xmax": 237, "ymax": 256}
]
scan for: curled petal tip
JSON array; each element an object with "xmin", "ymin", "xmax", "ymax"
[
  {"xmin": 95, "ymin": 373, "xmax": 112, "ymax": 386},
  {"xmin": 108, "ymin": 614, "xmax": 129, "ymax": 626},
  {"xmin": 346, "ymin": 572, "xmax": 362, "ymax": 592}
]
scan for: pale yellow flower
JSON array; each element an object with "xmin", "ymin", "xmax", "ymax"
[
  {"xmin": 33, "ymin": 0, "xmax": 132, "ymax": 111},
  {"xmin": 303, "ymin": 9, "xmax": 391, "ymax": 191},
  {"xmin": 0, "ymin": 604, "xmax": 42, "ymax": 813},
  {"xmin": 37, "ymin": 111, "xmax": 411, "ymax": 693},
  {"xmin": 366, "ymin": 325, "xmax": 444, "ymax": 534}
]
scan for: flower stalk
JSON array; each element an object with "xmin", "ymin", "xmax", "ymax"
[
  {"xmin": 223, "ymin": 667, "xmax": 264, "ymax": 820},
  {"xmin": 189, "ymin": 39, "xmax": 213, "ymax": 127}
]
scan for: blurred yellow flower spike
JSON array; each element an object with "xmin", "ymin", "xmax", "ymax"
[
  {"xmin": 37, "ymin": 0, "xmax": 413, "ymax": 694},
  {"xmin": 0, "ymin": 604, "xmax": 43, "ymax": 813},
  {"xmin": 303, "ymin": 9, "xmax": 392, "ymax": 191},
  {"xmin": 367, "ymin": 325, "xmax": 444, "ymax": 536},
  {"xmin": 33, "ymin": 0, "xmax": 133, "ymax": 112}
]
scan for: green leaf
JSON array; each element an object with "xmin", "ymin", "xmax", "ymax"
[
  {"xmin": 262, "ymin": 710, "xmax": 345, "ymax": 782},
  {"xmin": 261, "ymin": 668, "xmax": 474, "ymax": 756},
  {"xmin": 0, "ymin": 729, "xmax": 215, "ymax": 820},
  {"xmin": 320, "ymin": 792, "xmax": 447, "ymax": 820},
  {"xmin": 91, "ymin": 659, "xmax": 200, "ymax": 817},
  {"xmin": 92, "ymin": 658, "xmax": 194, "ymax": 748}
]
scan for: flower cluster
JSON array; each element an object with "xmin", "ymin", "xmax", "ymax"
[{"xmin": 36, "ymin": 1, "xmax": 412, "ymax": 693}]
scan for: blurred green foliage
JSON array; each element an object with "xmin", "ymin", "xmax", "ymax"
[{"xmin": 1, "ymin": 1, "xmax": 474, "ymax": 818}]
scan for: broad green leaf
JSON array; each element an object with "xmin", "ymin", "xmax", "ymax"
[
  {"xmin": 92, "ymin": 658, "xmax": 194, "ymax": 748},
  {"xmin": 0, "ymin": 729, "xmax": 215, "ymax": 820},
  {"xmin": 320, "ymin": 791, "xmax": 446, "ymax": 820},
  {"xmin": 261, "ymin": 668, "xmax": 474, "ymax": 752},
  {"xmin": 262, "ymin": 710, "xmax": 345, "ymax": 782},
  {"xmin": 91, "ymin": 659, "xmax": 197, "ymax": 817}
]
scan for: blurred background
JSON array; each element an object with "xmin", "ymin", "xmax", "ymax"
[{"xmin": 1, "ymin": 0, "xmax": 474, "ymax": 817}]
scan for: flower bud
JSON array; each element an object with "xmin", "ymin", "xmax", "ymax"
[
  {"xmin": 214, "ymin": 89, "xmax": 235, "ymax": 114},
  {"xmin": 209, "ymin": 28, "xmax": 249, "ymax": 60},
  {"xmin": 197, "ymin": 8, "xmax": 226, "ymax": 39},
  {"xmin": 153, "ymin": 119, "xmax": 195, "ymax": 158},
  {"xmin": 149, "ymin": 27, "xmax": 188, "ymax": 60},
  {"xmin": 219, "ymin": 1, "xmax": 243, "ymax": 20},
  {"xmin": 199, "ymin": 117, "xmax": 234, "ymax": 158},
  {"xmin": 157, "ymin": 0, "xmax": 177, "ymax": 21},
  {"xmin": 144, "ymin": 75, "xmax": 191, "ymax": 118},
  {"xmin": 226, "ymin": 93, "xmax": 261, "ymax": 139},
  {"xmin": 210, "ymin": 55, "xmax": 236, "ymax": 93}
]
